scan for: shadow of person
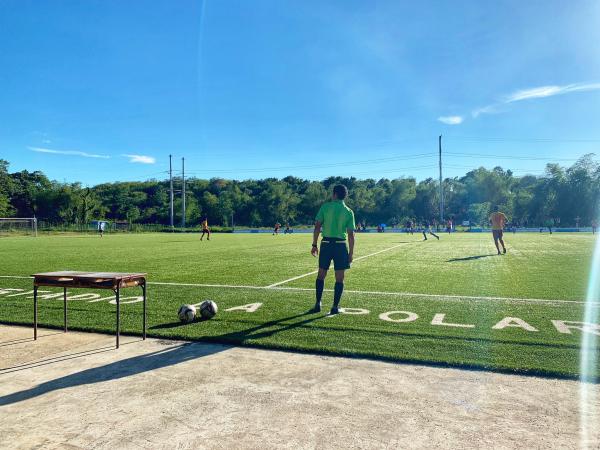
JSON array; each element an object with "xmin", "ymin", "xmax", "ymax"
[
  {"xmin": 150, "ymin": 321, "xmax": 197, "ymax": 330},
  {"xmin": 0, "ymin": 342, "xmax": 226, "ymax": 407},
  {"xmin": 447, "ymin": 254, "xmax": 497, "ymax": 262},
  {"xmin": 150, "ymin": 310, "xmax": 319, "ymax": 333},
  {"xmin": 212, "ymin": 311, "xmax": 325, "ymax": 343}
]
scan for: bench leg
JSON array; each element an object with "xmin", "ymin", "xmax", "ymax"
[
  {"xmin": 34, "ymin": 286, "xmax": 38, "ymax": 340},
  {"xmin": 142, "ymin": 281, "xmax": 147, "ymax": 340},
  {"xmin": 116, "ymin": 286, "xmax": 120, "ymax": 349},
  {"xmin": 63, "ymin": 287, "xmax": 67, "ymax": 332}
]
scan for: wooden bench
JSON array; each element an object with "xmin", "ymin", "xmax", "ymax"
[{"xmin": 32, "ymin": 271, "xmax": 147, "ymax": 348}]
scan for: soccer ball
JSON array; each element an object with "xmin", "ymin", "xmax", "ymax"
[
  {"xmin": 199, "ymin": 300, "xmax": 218, "ymax": 320},
  {"xmin": 178, "ymin": 304, "xmax": 197, "ymax": 323}
]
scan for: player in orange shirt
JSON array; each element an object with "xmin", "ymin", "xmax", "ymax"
[
  {"xmin": 200, "ymin": 217, "xmax": 210, "ymax": 241},
  {"xmin": 489, "ymin": 206, "xmax": 507, "ymax": 255}
]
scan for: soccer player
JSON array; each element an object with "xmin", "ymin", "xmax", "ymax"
[
  {"xmin": 406, "ymin": 219, "xmax": 414, "ymax": 235},
  {"xmin": 98, "ymin": 221, "xmax": 105, "ymax": 238},
  {"xmin": 592, "ymin": 219, "xmax": 598, "ymax": 235},
  {"xmin": 284, "ymin": 222, "xmax": 291, "ymax": 234},
  {"xmin": 311, "ymin": 184, "xmax": 355, "ymax": 315},
  {"xmin": 489, "ymin": 206, "xmax": 507, "ymax": 254},
  {"xmin": 549, "ymin": 218, "xmax": 554, "ymax": 234},
  {"xmin": 273, "ymin": 222, "xmax": 281, "ymax": 235},
  {"xmin": 422, "ymin": 220, "xmax": 439, "ymax": 240},
  {"xmin": 200, "ymin": 217, "xmax": 210, "ymax": 241}
]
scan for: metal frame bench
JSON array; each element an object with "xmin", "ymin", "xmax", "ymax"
[{"xmin": 32, "ymin": 271, "xmax": 147, "ymax": 348}]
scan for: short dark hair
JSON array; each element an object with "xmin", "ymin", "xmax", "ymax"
[{"xmin": 333, "ymin": 184, "xmax": 348, "ymax": 200}]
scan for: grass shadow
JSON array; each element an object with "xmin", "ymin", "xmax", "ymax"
[
  {"xmin": 447, "ymin": 254, "xmax": 498, "ymax": 262},
  {"xmin": 150, "ymin": 321, "xmax": 198, "ymax": 330}
]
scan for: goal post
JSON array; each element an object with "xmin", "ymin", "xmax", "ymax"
[{"xmin": 0, "ymin": 218, "xmax": 38, "ymax": 236}]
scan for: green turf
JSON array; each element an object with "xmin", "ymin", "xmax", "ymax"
[{"xmin": 1, "ymin": 232, "xmax": 598, "ymax": 379}]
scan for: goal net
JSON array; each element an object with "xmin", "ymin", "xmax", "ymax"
[{"xmin": 0, "ymin": 218, "xmax": 38, "ymax": 236}]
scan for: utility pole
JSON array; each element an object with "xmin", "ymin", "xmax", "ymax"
[
  {"xmin": 169, "ymin": 154, "xmax": 174, "ymax": 230},
  {"xmin": 181, "ymin": 157, "xmax": 186, "ymax": 228},
  {"xmin": 439, "ymin": 135, "xmax": 444, "ymax": 224}
]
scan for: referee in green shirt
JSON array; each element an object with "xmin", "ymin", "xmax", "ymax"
[{"xmin": 311, "ymin": 184, "xmax": 356, "ymax": 314}]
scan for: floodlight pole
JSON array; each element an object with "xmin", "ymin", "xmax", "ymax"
[
  {"xmin": 439, "ymin": 135, "xmax": 444, "ymax": 224},
  {"xmin": 169, "ymin": 155, "xmax": 174, "ymax": 230},
  {"xmin": 181, "ymin": 157, "xmax": 186, "ymax": 229}
]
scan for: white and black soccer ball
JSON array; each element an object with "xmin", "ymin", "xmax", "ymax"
[
  {"xmin": 178, "ymin": 304, "xmax": 197, "ymax": 323},
  {"xmin": 199, "ymin": 300, "xmax": 218, "ymax": 320}
]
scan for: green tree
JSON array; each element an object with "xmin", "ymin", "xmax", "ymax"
[{"xmin": 468, "ymin": 202, "xmax": 491, "ymax": 226}]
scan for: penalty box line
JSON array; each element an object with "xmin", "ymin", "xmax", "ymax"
[
  {"xmin": 265, "ymin": 243, "xmax": 407, "ymax": 288},
  {"xmin": 2, "ymin": 275, "xmax": 598, "ymax": 306}
]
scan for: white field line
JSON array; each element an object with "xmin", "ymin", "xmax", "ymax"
[
  {"xmin": 1, "ymin": 275, "xmax": 598, "ymax": 306},
  {"xmin": 265, "ymin": 243, "xmax": 406, "ymax": 288}
]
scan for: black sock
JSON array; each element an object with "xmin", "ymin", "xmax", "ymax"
[
  {"xmin": 315, "ymin": 279, "xmax": 324, "ymax": 303},
  {"xmin": 333, "ymin": 282, "xmax": 344, "ymax": 308}
]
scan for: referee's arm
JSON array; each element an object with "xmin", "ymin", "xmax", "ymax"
[
  {"xmin": 311, "ymin": 221, "xmax": 322, "ymax": 256},
  {"xmin": 347, "ymin": 228, "xmax": 355, "ymax": 263}
]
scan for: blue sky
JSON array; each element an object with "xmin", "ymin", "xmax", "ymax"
[{"xmin": 1, "ymin": 0, "xmax": 599, "ymax": 185}]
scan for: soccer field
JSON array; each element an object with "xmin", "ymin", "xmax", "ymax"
[{"xmin": 1, "ymin": 231, "xmax": 598, "ymax": 379}]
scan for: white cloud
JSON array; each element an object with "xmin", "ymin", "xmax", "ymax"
[
  {"xmin": 471, "ymin": 104, "xmax": 502, "ymax": 118},
  {"xmin": 437, "ymin": 116, "xmax": 463, "ymax": 125},
  {"xmin": 29, "ymin": 146, "xmax": 109, "ymax": 159},
  {"xmin": 473, "ymin": 82, "xmax": 600, "ymax": 117},
  {"xmin": 505, "ymin": 83, "xmax": 600, "ymax": 103},
  {"xmin": 122, "ymin": 154, "xmax": 156, "ymax": 164}
]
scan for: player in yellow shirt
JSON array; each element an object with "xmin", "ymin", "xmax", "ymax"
[
  {"xmin": 200, "ymin": 217, "xmax": 210, "ymax": 241},
  {"xmin": 489, "ymin": 206, "xmax": 507, "ymax": 255}
]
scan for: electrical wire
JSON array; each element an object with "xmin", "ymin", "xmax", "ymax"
[
  {"xmin": 445, "ymin": 152, "xmax": 579, "ymax": 162},
  {"xmin": 445, "ymin": 135, "xmax": 600, "ymax": 143},
  {"xmin": 183, "ymin": 152, "xmax": 436, "ymax": 175}
]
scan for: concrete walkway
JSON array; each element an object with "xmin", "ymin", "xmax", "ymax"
[{"xmin": 0, "ymin": 324, "xmax": 598, "ymax": 449}]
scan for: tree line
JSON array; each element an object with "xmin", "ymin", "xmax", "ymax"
[{"xmin": 1, "ymin": 155, "xmax": 598, "ymax": 228}]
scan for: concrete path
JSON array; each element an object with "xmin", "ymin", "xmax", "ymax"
[{"xmin": 0, "ymin": 324, "xmax": 598, "ymax": 449}]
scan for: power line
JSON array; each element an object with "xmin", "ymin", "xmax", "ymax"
[
  {"xmin": 321, "ymin": 164, "xmax": 438, "ymax": 177},
  {"xmin": 445, "ymin": 152, "xmax": 580, "ymax": 161},
  {"xmin": 182, "ymin": 164, "xmax": 439, "ymax": 179},
  {"xmin": 446, "ymin": 136, "xmax": 600, "ymax": 143},
  {"xmin": 445, "ymin": 164, "xmax": 546, "ymax": 173},
  {"xmin": 184, "ymin": 152, "xmax": 436, "ymax": 175}
]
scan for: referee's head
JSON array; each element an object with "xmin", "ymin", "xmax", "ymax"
[{"xmin": 332, "ymin": 184, "xmax": 348, "ymax": 200}]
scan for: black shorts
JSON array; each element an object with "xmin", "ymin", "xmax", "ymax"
[
  {"xmin": 319, "ymin": 238, "xmax": 350, "ymax": 271},
  {"xmin": 492, "ymin": 229, "xmax": 503, "ymax": 240},
  {"xmin": 202, "ymin": 228, "xmax": 209, "ymax": 233}
]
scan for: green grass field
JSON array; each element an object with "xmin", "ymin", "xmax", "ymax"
[{"xmin": 1, "ymin": 231, "xmax": 598, "ymax": 379}]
